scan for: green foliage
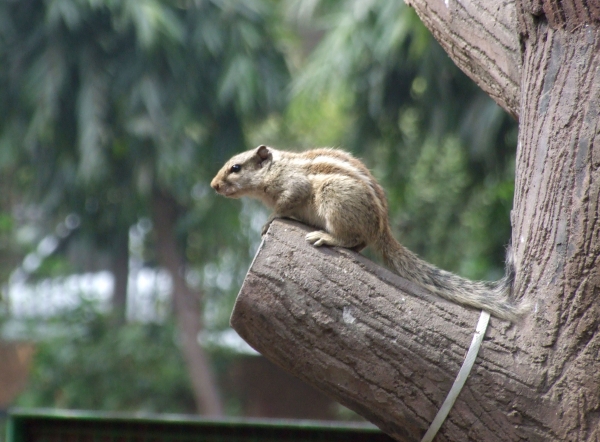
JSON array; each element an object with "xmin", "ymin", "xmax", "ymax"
[
  {"xmin": 1, "ymin": 0, "xmax": 520, "ymax": 417},
  {"xmin": 0, "ymin": 0, "xmax": 289, "ymax": 414},
  {"xmin": 16, "ymin": 303, "xmax": 196, "ymax": 413},
  {"xmin": 0, "ymin": 0, "xmax": 289, "ymax": 257}
]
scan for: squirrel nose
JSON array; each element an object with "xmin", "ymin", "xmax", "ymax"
[{"xmin": 210, "ymin": 180, "xmax": 220, "ymax": 191}]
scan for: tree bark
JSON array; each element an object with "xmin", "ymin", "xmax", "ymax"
[
  {"xmin": 510, "ymin": 2, "xmax": 600, "ymax": 439},
  {"xmin": 152, "ymin": 187, "xmax": 224, "ymax": 416},
  {"xmin": 231, "ymin": 1, "xmax": 600, "ymax": 439}
]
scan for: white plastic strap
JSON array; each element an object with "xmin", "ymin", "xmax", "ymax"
[{"xmin": 421, "ymin": 310, "xmax": 491, "ymax": 442}]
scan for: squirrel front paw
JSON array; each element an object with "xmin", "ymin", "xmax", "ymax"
[
  {"xmin": 306, "ymin": 230, "xmax": 337, "ymax": 247},
  {"xmin": 306, "ymin": 231, "xmax": 365, "ymax": 250}
]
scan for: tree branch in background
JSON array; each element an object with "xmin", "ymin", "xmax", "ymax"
[
  {"xmin": 404, "ymin": 0, "xmax": 522, "ymax": 119},
  {"xmin": 111, "ymin": 231, "xmax": 130, "ymax": 327}
]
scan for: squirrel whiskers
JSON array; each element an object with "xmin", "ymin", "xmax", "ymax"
[{"xmin": 211, "ymin": 145, "xmax": 524, "ymax": 321}]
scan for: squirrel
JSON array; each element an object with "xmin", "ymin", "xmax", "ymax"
[{"xmin": 211, "ymin": 145, "xmax": 524, "ymax": 321}]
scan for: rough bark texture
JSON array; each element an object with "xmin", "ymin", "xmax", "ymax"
[
  {"xmin": 511, "ymin": 4, "xmax": 600, "ymax": 439},
  {"xmin": 404, "ymin": 0, "xmax": 522, "ymax": 119},
  {"xmin": 152, "ymin": 188, "xmax": 224, "ymax": 416},
  {"xmin": 230, "ymin": 1, "xmax": 600, "ymax": 439},
  {"xmin": 519, "ymin": 0, "xmax": 600, "ymax": 30}
]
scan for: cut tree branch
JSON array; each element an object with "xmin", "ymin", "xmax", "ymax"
[{"xmin": 231, "ymin": 219, "xmax": 545, "ymax": 442}]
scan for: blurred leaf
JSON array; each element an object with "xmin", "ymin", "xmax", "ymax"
[{"xmin": 0, "ymin": 0, "xmax": 289, "ymax": 412}]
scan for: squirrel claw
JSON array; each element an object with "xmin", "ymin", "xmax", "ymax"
[
  {"xmin": 261, "ymin": 215, "xmax": 279, "ymax": 236},
  {"xmin": 261, "ymin": 223, "xmax": 271, "ymax": 236}
]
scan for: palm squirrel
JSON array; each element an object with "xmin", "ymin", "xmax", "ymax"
[{"xmin": 211, "ymin": 145, "xmax": 523, "ymax": 321}]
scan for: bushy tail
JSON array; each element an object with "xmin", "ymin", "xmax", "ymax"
[{"xmin": 377, "ymin": 228, "xmax": 525, "ymax": 321}]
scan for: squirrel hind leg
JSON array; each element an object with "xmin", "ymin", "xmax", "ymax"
[{"xmin": 310, "ymin": 178, "xmax": 374, "ymax": 249}]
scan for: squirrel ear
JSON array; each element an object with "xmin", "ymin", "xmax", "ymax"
[{"xmin": 256, "ymin": 145, "xmax": 270, "ymax": 160}]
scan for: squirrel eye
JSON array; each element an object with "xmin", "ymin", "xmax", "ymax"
[{"xmin": 230, "ymin": 164, "xmax": 241, "ymax": 173}]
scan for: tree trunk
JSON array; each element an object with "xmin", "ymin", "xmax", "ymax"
[
  {"xmin": 151, "ymin": 187, "xmax": 224, "ymax": 416},
  {"xmin": 111, "ymin": 231, "xmax": 129, "ymax": 326},
  {"xmin": 231, "ymin": 1, "xmax": 600, "ymax": 439},
  {"xmin": 511, "ymin": 3, "xmax": 600, "ymax": 439}
]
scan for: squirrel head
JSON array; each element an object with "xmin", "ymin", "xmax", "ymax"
[{"xmin": 210, "ymin": 145, "xmax": 273, "ymax": 198}]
